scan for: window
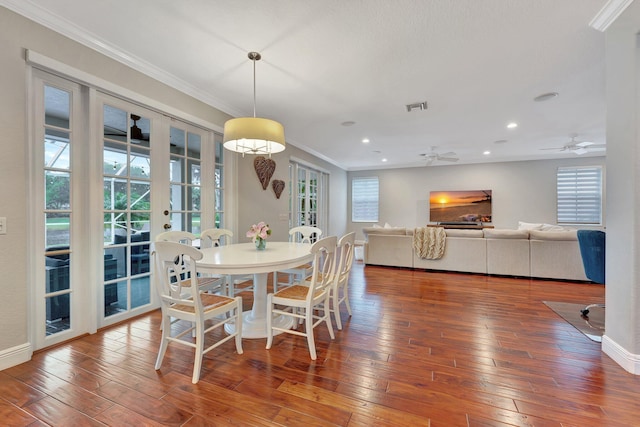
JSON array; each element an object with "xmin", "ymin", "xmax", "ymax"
[
  {"xmin": 557, "ymin": 166, "xmax": 602, "ymax": 224},
  {"xmin": 352, "ymin": 177, "xmax": 379, "ymax": 222}
]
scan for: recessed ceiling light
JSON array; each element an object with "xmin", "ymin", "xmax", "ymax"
[
  {"xmin": 483, "ymin": 150, "xmax": 491, "ymax": 155},
  {"xmin": 507, "ymin": 122, "xmax": 518, "ymax": 129},
  {"xmin": 382, "ymin": 158, "xmax": 388, "ymax": 162},
  {"xmin": 362, "ymin": 138, "xmax": 370, "ymax": 144},
  {"xmin": 341, "ymin": 121, "xmax": 356, "ymax": 126},
  {"xmin": 534, "ymin": 92, "xmax": 559, "ymax": 102}
]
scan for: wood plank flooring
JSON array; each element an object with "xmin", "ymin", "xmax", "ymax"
[{"xmin": 3, "ymin": 261, "xmax": 639, "ymax": 426}]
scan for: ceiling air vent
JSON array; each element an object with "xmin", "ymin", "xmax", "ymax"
[{"xmin": 406, "ymin": 101, "xmax": 427, "ymax": 112}]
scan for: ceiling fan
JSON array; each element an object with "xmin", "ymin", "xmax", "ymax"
[
  {"xmin": 420, "ymin": 147, "xmax": 459, "ymax": 165},
  {"xmin": 104, "ymin": 114, "xmax": 149, "ymax": 142},
  {"xmin": 541, "ymin": 136, "xmax": 606, "ymax": 155}
]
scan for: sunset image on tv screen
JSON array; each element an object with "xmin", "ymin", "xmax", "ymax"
[{"xmin": 429, "ymin": 190, "xmax": 492, "ymax": 223}]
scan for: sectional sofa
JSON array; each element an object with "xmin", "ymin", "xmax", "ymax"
[{"xmin": 363, "ymin": 226, "xmax": 592, "ymax": 281}]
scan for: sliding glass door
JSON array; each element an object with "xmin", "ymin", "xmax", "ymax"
[{"xmin": 31, "ymin": 70, "xmax": 223, "ymax": 348}]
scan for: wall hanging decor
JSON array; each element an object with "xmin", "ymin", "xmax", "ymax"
[
  {"xmin": 253, "ymin": 156, "xmax": 276, "ymax": 190},
  {"xmin": 272, "ymin": 179, "xmax": 285, "ymax": 199}
]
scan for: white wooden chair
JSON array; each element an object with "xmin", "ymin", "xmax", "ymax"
[
  {"xmin": 155, "ymin": 230, "xmax": 226, "ymax": 295},
  {"xmin": 329, "ymin": 232, "xmax": 355, "ymax": 330},
  {"xmin": 200, "ymin": 228, "xmax": 254, "ymax": 296},
  {"xmin": 266, "ymin": 235, "xmax": 336, "ymax": 360},
  {"xmin": 155, "ymin": 230, "xmax": 197, "ymax": 245},
  {"xmin": 153, "ymin": 241, "xmax": 243, "ymax": 383},
  {"xmin": 272, "ymin": 226, "xmax": 322, "ymax": 292}
]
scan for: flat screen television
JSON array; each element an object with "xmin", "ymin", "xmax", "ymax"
[{"xmin": 429, "ymin": 190, "xmax": 492, "ymax": 224}]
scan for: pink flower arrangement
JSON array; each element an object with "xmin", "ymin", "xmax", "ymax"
[{"xmin": 246, "ymin": 221, "xmax": 271, "ymax": 242}]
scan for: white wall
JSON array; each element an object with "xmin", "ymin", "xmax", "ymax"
[
  {"xmin": 236, "ymin": 144, "xmax": 347, "ymax": 242},
  {"xmin": 600, "ymin": 1, "xmax": 640, "ymax": 370},
  {"xmin": 347, "ymin": 156, "xmax": 606, "ymax": 241}
]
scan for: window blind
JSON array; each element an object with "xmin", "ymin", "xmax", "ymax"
[
  {"xmin": 557, "ymin": 166, "xmax": 602, "ymax": 224},
  {"xmin": 352, "ymin": 177, "xmax": 379, "ymax": 222}
]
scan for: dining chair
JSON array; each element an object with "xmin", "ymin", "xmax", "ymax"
[
  {"xmin": 155, "ymin": 230, "xmax": 197, "ymax": 245},
  {"xmin": 153, "ymin": 241, "xmax": 243, "ymax": 384},
  {"xmin": 200, "ymin": 228, "xmax": 254, "ymax": 296},
  {"xmin": 266, "ymin": 235, "xmax": 336, "ymax": 360},
  {"xmin": 155, "ymin": 230, "xmax": 226, "ymax": 295},
  {"xmin": 272, "ymin": 226, "xmax": 322, "ymax": 292},
  {"xmin": 329, "ymin": 232, "xmax": 356, "ymax": 330}
]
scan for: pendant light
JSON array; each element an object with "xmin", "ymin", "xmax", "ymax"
[{"xmin": 223, "ymin": 52, "xmax": 286, "ymax": 156}]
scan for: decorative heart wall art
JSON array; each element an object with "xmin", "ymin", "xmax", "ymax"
[
  {"xmin": 253, "ymin": 156, "xmax": 276, "ymax": 190},
  {"xmin": 272, "ymin": 179, "xmax": 285, "ymax": 199}
]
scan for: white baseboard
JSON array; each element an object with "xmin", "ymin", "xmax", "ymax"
[
  {"xmin": 602, "ymin": 334, "xmax": 640, "ymax": 374},
  {"xmin": 0, "ymin": 342, "xmax": 32, "ymax": 371}
]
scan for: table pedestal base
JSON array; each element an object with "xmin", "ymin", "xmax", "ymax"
[{"xmin": 224, "ymin": 311, "xmax": 294, "ymax": 339}]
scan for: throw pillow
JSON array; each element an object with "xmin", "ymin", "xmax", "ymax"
[{"xmin": 518, "ymin": 221, "xmax": 544, "ymax": 231}]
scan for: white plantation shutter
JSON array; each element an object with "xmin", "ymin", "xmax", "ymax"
[
  {"xmin": 557, "ymin": 166, "xmax": 602, "ymax": 224},
  {"xmin": 352, "ymin": 177, "xmax": 379, "ymax": 222}
]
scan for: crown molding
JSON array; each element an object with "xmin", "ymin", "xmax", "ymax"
[
  {"xmin": 0, "ymin": 0, "xmax": 242, "ymax": 117},
  {"xmin": 590, "ymin": 0, "xmax": 635, "ymax": 32}
]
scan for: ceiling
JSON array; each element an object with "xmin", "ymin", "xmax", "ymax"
[{"xmin": 4, "ymin": 0, "xmax": 612, "ymax": 170}]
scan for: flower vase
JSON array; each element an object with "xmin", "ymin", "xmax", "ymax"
[{"xmin": 255, "ymin": 238, "xmax": 266, "ymax": 250}]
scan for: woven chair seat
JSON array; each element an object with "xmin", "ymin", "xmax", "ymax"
[
  {"xmin": 273, "ymin": 284, "xmax": 323, "ymax": 300},
  {"xmin": 171, "ymin": 293, "xmax": 235, "ymax": 313}
]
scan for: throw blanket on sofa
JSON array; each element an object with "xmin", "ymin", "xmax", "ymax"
[{"xmin": 413, "ymin": 227, "xmax": 446, "ymax": 259}]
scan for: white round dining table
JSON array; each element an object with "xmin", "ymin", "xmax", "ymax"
[{"xmin": 198, "ymin": 241, "xmax": 312, "ymax": 338}]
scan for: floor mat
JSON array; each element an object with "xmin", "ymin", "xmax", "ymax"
[{"xmin": 543, "ymin": 301, "xmax": 604, "ymax": 343}]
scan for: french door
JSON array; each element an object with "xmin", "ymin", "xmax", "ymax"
[
  {"xmin": 32, "ymin": 70, "xmax": 218, "ymax": 349},
  {"xmin": 289, "ymin": 161, "xmax": 328, "ymax": 238},
  {"xmin": 100, "ymin": 97, "xmax": 162, "ymax": 326}
]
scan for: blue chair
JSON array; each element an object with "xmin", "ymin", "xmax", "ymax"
[{"xmin": 577, "ymin": 230, "xmax": 605, "ymax": 316}]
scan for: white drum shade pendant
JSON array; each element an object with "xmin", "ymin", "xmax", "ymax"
[{"xmin": 223, "ymin": 52, "xmax": 286, "ymax": 156}]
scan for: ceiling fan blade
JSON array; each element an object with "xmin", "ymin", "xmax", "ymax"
[
  {"xmin": 576, "ymin": 141, "xmax": 594, "ymax": 147},
  {"xmin": 438, "ymin": 156, "xmax": 459, "ymax": 162},
  {"xmin": 573, "ymin": 147, "xmax": 588, "ymax": 155},
  {"xmin": 438, "ymin": 151, "xmax": 457, "ymax": 157}
]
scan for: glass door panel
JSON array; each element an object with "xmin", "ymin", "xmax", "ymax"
[
  {"xmin": 289, "ymin": 162, "xmax": 328, "ymax": 241},
  {"xmin": 102, "ymin": 103, "xmax": 153, "ymax": 320},
  {"xmin": 41, "ymin": 80, "xmax": 77, "ymax": 343},
  {"xmin": 168, "ymin": 126, "xmax": 203, "ymax": 233}
]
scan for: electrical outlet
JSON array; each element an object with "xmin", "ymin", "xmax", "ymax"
[{"xmin": 0, "ymin": 217, "xmax": 6, "ymax": 235}]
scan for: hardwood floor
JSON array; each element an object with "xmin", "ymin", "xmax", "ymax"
[{"xmin": 2, "ymin": 261, "xmax": 639, "ymax": 426}]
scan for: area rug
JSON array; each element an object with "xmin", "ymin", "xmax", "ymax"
[{"xmin": 543, "ymin": 301, "xmax": 604, "ymax": 343}]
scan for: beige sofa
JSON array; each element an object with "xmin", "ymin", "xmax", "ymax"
[{"xmin": 363, "ymin": 226, "xmax": 590, "ymax": 281}]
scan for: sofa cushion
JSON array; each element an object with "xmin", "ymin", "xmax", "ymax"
[
  {"xmin": 362, "ymin": 227, "xmax": 407, "ymax": 238},
  {"xmin": 518, "ymin": 221, "xmax": 568, "ymax": 232},
  {"xmin": 529, "ymin": 229, "xmax": 578, "ymax": 241},
  {"xmin": 444, "ymin": 229, "xmax": 484, "ymax": 238},
  {"xmin": 483, "ymin": 229, "xmax": 529, "ymax": 239}
]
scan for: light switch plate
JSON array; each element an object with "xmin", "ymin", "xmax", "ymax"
[{"xmin": 0, "ymin": 217, "xmax": 6, "ymax": 235}]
